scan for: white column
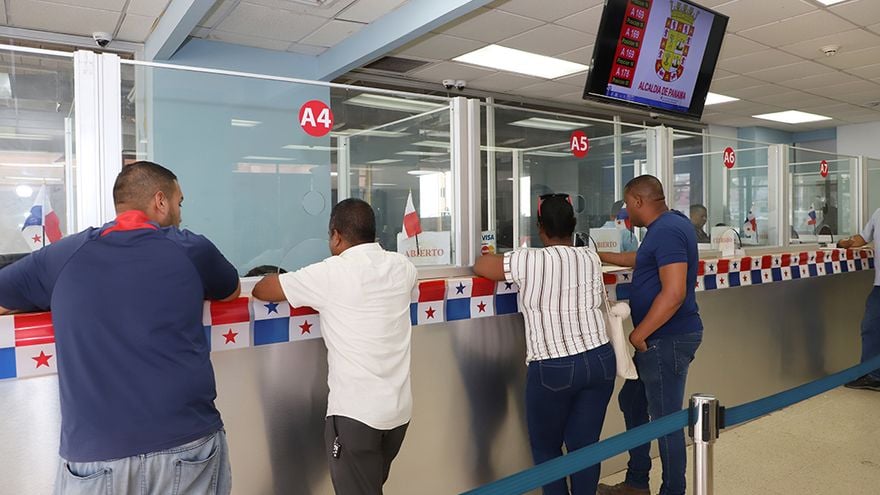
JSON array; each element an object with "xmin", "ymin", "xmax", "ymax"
[{"xmin": 767, "ymin": 144, "xmax": 789, "ymax": 246}]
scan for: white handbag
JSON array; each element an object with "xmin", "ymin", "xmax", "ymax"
[{"xmin": 601, "ymin": 285, "xmax": 638, "ymax": 380}]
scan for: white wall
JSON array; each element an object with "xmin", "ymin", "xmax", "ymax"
[{"xmin": 837, "ymin": 122, "xmax": 880, "ymax": 159}]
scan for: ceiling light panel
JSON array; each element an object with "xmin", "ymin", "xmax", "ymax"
[
  {"xmin": 752, "ymin": 110, "xmax": 832, "ymax": 124},
  {"xmin": 454, "ymin": 45, "xmax": 589, "ymax": 79}
]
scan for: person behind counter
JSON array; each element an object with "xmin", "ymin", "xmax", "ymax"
[
  {"xmin": 474, "ymin": 193, "xmax": 615, "ymax": 495},
  {"xmin": 0, "ymin": 161, "xmax": 241, "ymax": 495},
  {"xmin": 253, "ymin": 198, "xmax": 418, "ymax": 495},
  {"xmin": 596, "ymin": 175, "xmax": 702, "ymax": 495},
  {"xmin": 601, "ymin": 199, "xmax": 638, "ymax": 252},
  {"xmin": 690, "ymin": 204, "xmax": 710, "ymax": 243},
  {"xmin": 837, "ymin": 209, "xmax": 880, "ymax": 392}
]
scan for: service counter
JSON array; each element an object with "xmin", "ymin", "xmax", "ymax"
[{"xmin": 0, "ymin": 247, "xmax": 873, "ymax": 494}]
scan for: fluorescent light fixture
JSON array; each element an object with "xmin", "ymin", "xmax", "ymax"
[
  {"xmin": 281, "ymin": 144, "xmax": 335, "ymax": 152},
  {"xmin": 413, "ymin": 140, "xmax": 450, "ymax": 149},
  {"xmin": 704, "ymin": 92, "xmax": 739, "ymax": 105},
  {"xmin": 367, "ymin": 159, "xmax": 403, "ymax": 164},
  {"xmin": 396, "ymin": 151, "xmax": 448, "ymax": 157},
  {"xmin": 0, "ymin": 133, "xmax": 52, "ymax": 141},
  {"xmin": 330, "ymin": 172, "xmax": 339, "ymax": 177},
  {"xmin": 15, "ymin": 185, "xmax": 32, "ymax": 198},
  {"xmin": 526, "ymin": 151, "xmax": 571, "ymax": 157},
  {"xmin": 816, "ymin": 0, "xmax": 849, "ymax": 5},
  {"xmin": 5, "ymin": 176, "xmax": 62, "ymax": 182},
  {"xmin": 454, "ymin": 44, "xmax": 588, "ymax": 79},
  {"xmin": 242, "ymin": 155, "xmax": 297, "ymax": 161},
  {"xmin": 330, "ymin": 129, "xmax": 410, "ymax": 138},
  {"xmin": 407, "ymin": 170, "xmax": 442, "ymax": 176},
  {"xmin": 752, "ymin": 110, "xmax": 832, "ymax": 124},
  {"xmin": 372, "ymin": 183, "xmax": 397, "ymax": 187},
  {"xmin": 345, "ymin": 94, "xmax": 445, "ymax": 113},
  {"xmin": 510, "ymin": 117, "xmax": 589, "ymax": 131},
  {"xmin": 0, "ymin": 163, "xmax": 64, "ymax": 168},
  {"xmin": 231, "ymin": 119, "xmax": 261, "ymax": 127}
]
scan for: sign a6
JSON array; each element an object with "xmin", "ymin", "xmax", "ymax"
[
  {"xmin": 299, "ymin": 100, "xmax": 333, "ymax": 137},
  {"xmin": 723, "ymin": 147, "xmax": 736, "ymax": 169}
]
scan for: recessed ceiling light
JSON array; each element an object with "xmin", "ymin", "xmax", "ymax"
[
  {"xmin": 367, "ymin": 159, "xmax": 403, "ymax": 164},
  {"xmin": 510, "ymin": 117, "xmax": 589, "ymax": 131},
  {"xmin": 330, "ymin": 129, "xmax": 410, "ymax": 138},
  {"xmin": 396, "ymin": 151, "xmax": 448, "ymax": 157},
  {"xmin": 455, "ymin": 44, "xmax": 588, "ymax": 79},
  {"xmin": 0, "ymin": 133, "xmax": 52, "ymax": 141},
  {"xmin": 345, "ymin": 94, "xmax": 446, "ymax": 113},
  {"xmin": 704, "ymin": 92, "xmax": 739, "ymax": 105},
  {"xmin": 413, "ymin": 140, "xmax": 450, "ymax": 149},
  {"xmin": 816, "ymin": 0, "xmax": 850, "ymax": 6},
  {"xmin": 281, "ymin": 144, "xmax": 335, "ymax": 151},
  {"xmin": 242, "ymin": 155, "xmax": 297, "ymax": 161},
  {"xmin": 526, "ymin": 151, "xmax": 571, "ymax": 157},
  {"xmin": 231, "ymin": 119, "xmax": 261, "ymax": 127},
  {"xmin": 407, "ymin": 170, "xmax": 442, "ymax": 176},
  {"xmin": 372, "ymin": 183, "xmax": 397, "ymax": 187},
  {"xmin": 752, "ymin": 110, "xmax": 832, "ymax": 124}
]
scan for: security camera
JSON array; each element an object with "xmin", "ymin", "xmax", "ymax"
[
  {"xmin": 454, "ymin": 79, "xmax": 467, "ymax": 90},
  {"xmin": 649, "ymin": 112, "xmax": 661, "ymax": 119},
  {"xmin": 92, "ymin": 32, "xmax": 112, "ymax": 48},
  {"xmin": 442, "ymin": 79, "xmax": 456, "ymax": 90}
]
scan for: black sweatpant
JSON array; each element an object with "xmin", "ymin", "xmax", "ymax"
[{"xmin": 324, "ymin": 415, "xmax": 409, "ymax": 495}]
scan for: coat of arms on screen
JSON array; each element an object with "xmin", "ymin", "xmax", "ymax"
[{"xmin": 655, "ymin": 1, "xmax": 697, "ymax": 83}]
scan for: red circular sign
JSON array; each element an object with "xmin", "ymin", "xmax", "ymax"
[
  {"xmin": 819, "ymin": 160, "xmax": 829, "ymax": 178},
  {"xmin": 570, "ymin": 130, "xmax": 590, "ymax": 158},
  {"xmin": 299, "ymin": 100, "xmax": 333, "ymax": 137},
  {"xmin": 723, "ymin": 147, "xmax": 736, "ymax": 169}
]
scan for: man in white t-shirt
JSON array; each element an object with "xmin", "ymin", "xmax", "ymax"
[
  {"xmin": 837, "ymin": 207, "xmax": 880, "ymax": 391},
  {"xmin": 253, "ymin": 198, "xmax": 418, "ymax": 494}
]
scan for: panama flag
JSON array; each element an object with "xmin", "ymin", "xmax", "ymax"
[
  {"xmin": 470, "ymin": 277, "xmax": 496, "ymax": 318},
  {"xmin": 615, "ymin": 207, "xmax": 632, "ymax": 230},
  {"xmin": 290, "ymin": 306, "xmax": 321, "ymax": 341},
  {"xmin": 12, "ymin": 313, "xmax": 57, "ymax": 379},
  {"xmin": 205, "ymin": 297, "xmax": 251, "ymax": 352},
  {"xmin": 410, "ymin": 280, "xmax": 445, "ymax": 325},
  {"xmin": 807, "ymin": 205, "xmax": 817, "ymax": 226},
  {"xmin": 21, "ymin": 185, "xmax": 63, "ymax": 251},
  {"xmin": 403, "ymin": 190, "xmax": 422, "ymax": 238},
  {"xmin": 742, "ymin": 210, "xmax": 757, "ymax": 237},
  {"xmin": 0, "ymin": 315, "xmax": 16, "ymax": 379}
]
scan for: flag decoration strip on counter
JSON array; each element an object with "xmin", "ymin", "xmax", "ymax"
[{"xmin": 0, "ymin": 248, "xmax": 873, "ymax": 381}]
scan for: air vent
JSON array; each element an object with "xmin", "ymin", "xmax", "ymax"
[{"xmin": 364, "ymin": 56, "xmax": 431, "ymax": 74}]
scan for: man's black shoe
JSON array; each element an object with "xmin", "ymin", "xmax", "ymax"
[{"xmin": 845, "ymin": 375, "xmax": 880, "ymax": 391}]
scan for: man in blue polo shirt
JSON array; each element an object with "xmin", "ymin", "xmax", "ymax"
[
  {"xmin": 596, "ymin": 175, "xmax": 702, "ymax": 495},
  {"xmin": 0, "ymin": 161, "xmax": 240, "ymax": 495}
]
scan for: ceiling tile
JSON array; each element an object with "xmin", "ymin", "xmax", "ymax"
[
  {"xmin": 745, "ymin": 61, "xmax": 834, "ymax": 83},
  {"xmin": 208, "ymin": 30, "xmax": 293, "ymax": 51},
  {"xmin": 829, "ymin": 0, "xmax": 880, "ymax": 27},
  {"xmin": 817, "ymin": 44, "xmax": 880, "ymax": 70},
  {"xmin": 126, "ymin": 0, "xmax": 169, "ymax": 17},
  {"xmin": 554, "ymin": 5, "xmax": 604, "ymax": 35},
  {"xmin": 336, "ymin": 0, "xmax": 406, "ymax": 23},
  {"xmin": 718, "ymin": 34, "xmax": 767, "ymax": 60},
  {"xmin": 805, "ymin": 79, "xmax": 879, "ymax": 98},
  {"xmin": 553, "ymin": 71, "xmax": 588, "ymax": 88},
  {"xmin": 709, "ymin": 75, "xmax": 768, "ymax": 93},
  {"xmin": 725, "ymin": 84, "xmax": 791, "ymax": 100},
  {"xmin": 409, "ymin": 61, "xmax": 497, "ymax": 82},
  {"xmin": 247, "ymin": 0, "xmax": 356, "ymax": 18},
  {"xmin": 778, "ymin": 28, "xmax": 880, "ymax": 60},
  {"xmin": 846, "ymin": 62, "xmax": 880, "ymax": 79},
  {"xmin": 713, "ymin": 0, "xmax": 816, "ymax": 33},
  {"xmin": 117, "ymin": 14, "xmax": 155, "ymax": 42},
  {"xmin": 396, "ymin": 34, "xmax": 484, "ymax": 61},
  {"xmin": 299, "ymin": 19, "xmax": 363, "ymax": 47},
  {"xmin": 435, "ymin": 8, "xmax": 544, "ymax": 44},
  {"xmin": 833, "ymin": 88, "xmax": 880, "ymax": 106},
  {"xmin": 747, "ymin": 90, "xmax": 819, "ymax": 106},
  {"xmin": 738, "ymin": 11, "xmax": 856, "ymax": 47},
  {"xmin": 717, "ymin": 49, "xmax": 802, "ymax": 74},
  {"xmin": 287, "ymin": 43, "xmax": 328, "ymax": 56},
  {"xmin": 217, "ymin": 2, "xmax": 327, "ymax": 43},
  {"xmin": 8, "ymin": 0, "xmax": 120, "ymax": 36},
  {"xmin": 516, "ymin": 81, "xmax": 579, "ymax": 98},
  {"xmin": 0, "ymin": 0, "xmax": 7, "ymax": 24},
  {"xmin": 777, "ymin": 71, "xmax": 861, "ymax": 90},
  {"xmin": 45, "ymin": 0, "xmax": 125, "ymax": 11},
  {"xmin": 198, "ymin": 0, "xmax": 236, "ymax": 29},
  {"xmin": 500, "ymin": 24, "xmax": 590, "ymax": 57},
  {"xmin": 493, "ymin": 0, "xmax": 603, "ymax": 23},
  {"xmin": 556, "ymin": 45, "xmax": 593, "ymax": 65},
  {"xmin": 469, "ymin": 72, "xmax": 544, "ymax": 91}
]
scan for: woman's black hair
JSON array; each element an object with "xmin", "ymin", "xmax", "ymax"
[{"xmin": 537, "ymin": 195, "xmax": 577, "ymax": 239}]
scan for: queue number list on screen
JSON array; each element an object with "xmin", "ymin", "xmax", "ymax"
[{"xmin": 583, "ymin": 0, "xmax": 729, "ymax": 120}]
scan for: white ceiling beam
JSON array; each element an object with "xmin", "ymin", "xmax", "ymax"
[
  {"xmin": 145, "ymin": 0, "xmax": 217, "ymax": 61},
  {"xmin": 314, "ymin": 0, "xmax": 494, "ymax": 81}
]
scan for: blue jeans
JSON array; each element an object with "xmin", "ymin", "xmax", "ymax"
[
  {"xmin": 54, "ymin": 429, "xmax": 231, "ymax": 495},
  {"xmin": 526, "ymin": 344, "xmax": 616, "ymax": 495},
  {"xmin": 861, "ymin": 287, "xmax": 880, "ymax": 380},
  {"xmin": 619, "ymin": 332, "xmax": 701, "ymax": 495}
]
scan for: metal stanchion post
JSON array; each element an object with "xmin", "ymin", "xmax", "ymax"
[{"xmin": 689, "ymin": 394, "xmax": 720, "ymax": 495}]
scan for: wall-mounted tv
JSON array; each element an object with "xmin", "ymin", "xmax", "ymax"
[{"xmin": 583, "ymin": 0, "xmax": 729, "ymax": 120}]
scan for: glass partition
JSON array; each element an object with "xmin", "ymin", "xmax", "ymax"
[
  {"xmin": 789, "ymin": 147, "xmax": 856, "ymax": 243},
  {"xmin": 0, "ymin": 50, "xmax": 75, "ymax": 256},
  {"xmin": 671, "ymin": 130, "xmax": 706, "ymax": 216},
  {"xmin": 124, "ymin": 61, "xmax": 454, "ymax": 274},
  {"xmin": 865, "ymin": 157, "xmax": 880, "ymax": 229}
]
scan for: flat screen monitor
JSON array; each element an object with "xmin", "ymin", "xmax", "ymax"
[{"xmin": 583, "ymin": 0, "xmax": 729, "ymax": 120}]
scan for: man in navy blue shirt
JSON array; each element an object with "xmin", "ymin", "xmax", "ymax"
[
  {"xmin": 597, "ymin": 175, "xmax": 703, "ymax": 495},
  {"xmin": 0, "ymin": 161, "xmax": 240, "ymax": 495}
]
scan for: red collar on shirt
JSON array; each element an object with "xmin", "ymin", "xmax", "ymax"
[{"xmin": 101, "ymin": 210, "xmax": 160, "ymax": 237}]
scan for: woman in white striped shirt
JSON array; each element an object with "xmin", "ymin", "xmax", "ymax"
[{"xmin": 475, "ymin": 193, "xmax": 615, "ymax": 495}]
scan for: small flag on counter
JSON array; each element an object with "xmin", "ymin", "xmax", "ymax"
[
  {"xmin": 21, "ymin": 185, "xmax": 63, "ymax": 251},
  {"xmin": 807, "ymin": 205, "xmax": 817, "ymax": 226},
  {"xmin": 403, "ymin": 190, "xmax": 422, "ymax": 238},
  {"xmin": 742, "ymin": 210, "xmax": 757, "ymax": 238}
]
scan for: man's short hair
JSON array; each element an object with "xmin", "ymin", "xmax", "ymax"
[
  {"xmin": 113, "ymin": 161, "xmax": 178, "ymax": 210},
  {"xmin": 690, "ymin": 204, "xmax": 707, "ymax": 216},
  {"xmin": 330, "ymin": 198, "xmax": 376, "ymax": 245},
  {"xmin": 538, "ymin": 195, "xmax": 577, "ymax": 239},
  {"xmin": 624, "ymin": 175, "xmax": 665, "ymax": 201}
]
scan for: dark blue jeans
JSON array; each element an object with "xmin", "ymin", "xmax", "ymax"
[
  {"xmin": 618, "ymin": 332, "xmax": 701, "ymax": 495},
  {"xmin": 861, "ymin": 286, "xmax": 880, "ymax": 380},
  {"xmin": 526, "ymin": 344, "xmax": 616, "ymax": 495}
]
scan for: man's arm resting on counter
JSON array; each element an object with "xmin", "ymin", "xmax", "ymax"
[
  {"xmin": 0, "ymin": 305, "xmax": 11, "ymax": 315},
  {"xmin": 473, "ymin": 254, "xmax": 506, "ymax": 281},
  {"xmin": 219, "ymin": 281, "xmax": 242, "ymax": 302},
  {"xmin": 598, "ymin": 251, "xmax": 637, "ymax": 268},
  {"xmin": 252, "ymin": 274, "xmax": 287, "ymax": 302},
  {"xmin": 629, "ymin": 262, "xmax": 687, "ymax": 351},
  {"xmin": 838, "ymin": 235, "xmax": 868, "ymax": 249}
]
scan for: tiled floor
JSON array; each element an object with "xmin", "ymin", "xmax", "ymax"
[{"xmin": 599, "ymin": 387, "xmax": 880, "ymax": 494}]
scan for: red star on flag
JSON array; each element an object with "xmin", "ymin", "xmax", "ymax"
[
  {"xmin": 425, "ymin": 306, "xmax": 436, "ymax": 319},
  {"xmin": 31, "ymin": 234, "xmax": 42, "ymax": 244},
  {"xmin": 477, "ymin": 302, "xmax": 487, "ymax": 313},
  {"xmin": 223, "ymin": 329, "xmax": 238, "ymax": 344},
  {"xmin": 32, "ymin": 350, "xmax": 52, "ymax": 368},
  {"xmin": 299, "ymin": 320, "xmax": 313, "ymax": 334}
]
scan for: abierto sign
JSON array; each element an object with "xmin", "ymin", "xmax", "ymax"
[
  {"xmin": 397, "ymin": 231, "xmax": 451, "ymax": 266},
  {"xmin": 591, "ymin": 228, "xmax": 621, "ymax": 253}
]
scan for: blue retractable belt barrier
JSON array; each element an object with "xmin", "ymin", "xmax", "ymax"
[{"xmin": 463, "ymin": 354, "xmax": 880, "ymax": 495}]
